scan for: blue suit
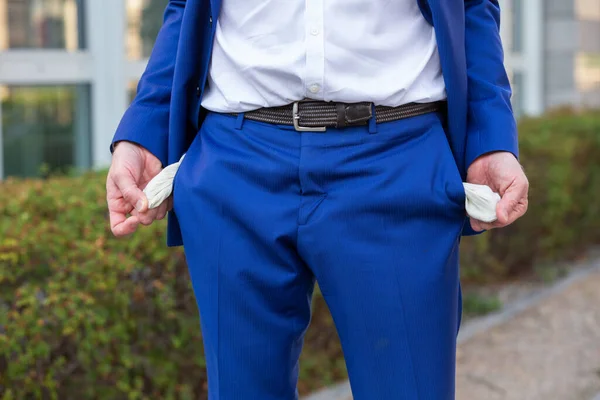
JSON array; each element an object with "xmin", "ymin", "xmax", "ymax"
[
  {"xmin": 113, "ymin": 1, "xmax": 518, "ymax": 398},
  {"xmin": 113, "ymin": 0, "xmax": 518, "ymax": 247}
]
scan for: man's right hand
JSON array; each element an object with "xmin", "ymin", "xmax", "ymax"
[{"xmin": 106, "ymin": 141, "xmax": 172, "ymax": 237}]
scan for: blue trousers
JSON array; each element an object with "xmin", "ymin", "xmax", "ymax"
[{"xmin": 173, "ymin": 111, "xmax": 466, "ymax": 399}]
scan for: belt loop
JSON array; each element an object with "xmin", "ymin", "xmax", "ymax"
[
  {"xmin": 235, "ymin": 112, "xmax": 245, "ymax": 130},
  {"xmin": 368, "ymin": 104, "xmax": 377, "ymax": 134}
]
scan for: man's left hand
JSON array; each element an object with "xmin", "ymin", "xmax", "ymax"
[{"xmin": 467, "ymin": 151, "xmax": 529, "ymax": 232}]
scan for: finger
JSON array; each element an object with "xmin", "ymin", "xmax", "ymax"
[
  {"xmin": 131, "ymin": 208, "xmax": 160, "ymax": 226},
  {"xmin": 497, "ymin": 179, "xmax": 528, "ymax": 225},
  {"xmin": 109, "ymin": 207, "xmax": 127, "ymax": 234},
  {"xmin": 108, "ymin": 201, "xmax": 133, "ymax": 227},
  {"xmin": 107, "ymin": 197, "xmax": 134, "ymax": 214},
  {"xmin": 470, "ymin": 219, "xmax": 483, "ymax": 232},
  {"xmin": 113, "ymin": 172, "xmax": 148, "ymax": 213},
  {"xmin": 107, "ymin": 177, "xmax": 131, "ymax": 228},
  {"xmin": 166, "ymin": 196, "xmax": 174, "ymax": 212},
  {"xmin": 470, "ymin": 219, "xmax": 499, "ymax": 232},
  {"xmin": 111, "ymin": 215, "xmax": 140, "ymax": 237},
  {"xmin": 470, "ymin": 219, "xmax": 492, "ymax": 232},
  {"xmin": 155, "ymin": 202, "xmax": 168, "ymax": 221}
]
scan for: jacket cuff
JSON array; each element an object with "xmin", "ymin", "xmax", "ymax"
[
  {"xmin": 462, "ymin": 218, "xmax": 484, "ymax": 236},
  {"xmin": 464, "ymin": 98, "xmax": 519, "ymax": 170},
  {"xmin": 110, "ymin": 104, "xmax": 169, "ymax": 167}
]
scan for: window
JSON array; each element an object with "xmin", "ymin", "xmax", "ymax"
[
  {"xmin": 0, "ymin": 0, "xmax": 85, "ymax": 51},
  {"xmin": 126, "ymin": 0, "xmax": 168, "ymax": 60},
  {"xmin": 1, "ymin": 85, "xmax": 91, "ymax": 178},
  {"xmin": 511, "ymin": 71, "xmax": 524, "ymax": 118},
  {"xmin": 576, "ymin": 53, "xmax": 600, "ymax": 91},
  {"xmin": 511, "ymin": 0, "xmax": 523, "ymax": 53}
]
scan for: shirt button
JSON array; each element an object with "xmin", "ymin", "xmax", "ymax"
[
  {"xmin": 309, "ymin": 84, "xmax": 320, "ymax": 93},
  {"xmin": 310, "ymin": 27, "xmax": 319, "ymax": 36}
]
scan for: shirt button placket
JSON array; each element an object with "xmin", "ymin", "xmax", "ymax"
[{"xmin": 304, "ymin": 0, "xmax": 325, "ymax": 99}]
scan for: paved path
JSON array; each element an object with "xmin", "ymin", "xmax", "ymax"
[
  {"xmin": 456, "ymin": 265, "xmax": 600, "ymax": 400},
  {"xmin": 306, "ymin": 259, "xmax": 600, "ymax": 400}
]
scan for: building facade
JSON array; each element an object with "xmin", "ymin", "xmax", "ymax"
[
  {"xmin": 0, "ymin": 0, "xmax": 599, "ymax": 178},
  {"xmin": 0, "ymin": 0, "xmax": 168, "ymax": 178}
]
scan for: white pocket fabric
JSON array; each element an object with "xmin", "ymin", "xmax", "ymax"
[
  {"xmin": 143, "ymin": 154, "xmax": 186, "ymax": 209},
  {"xmin": 463, "ymin": 182, "xmax": 501, "ymax": 223}
]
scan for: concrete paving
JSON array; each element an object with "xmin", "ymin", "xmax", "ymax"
[{"xmin": 455, "ymin": 263, "xmax": 600, "ymax": 400}]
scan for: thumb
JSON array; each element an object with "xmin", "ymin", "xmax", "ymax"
[
  {"xmin": 114, "ymin": 171, "xmax": 148, "ymax": 213},
  {"xmin": 495, "ymin": 200, "xmax": 510, "ymax": 225},
  {"xmin": 496, "ymin": 185, "xmax": 523, "ymax": 225}
]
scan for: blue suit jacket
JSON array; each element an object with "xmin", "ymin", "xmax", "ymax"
[{"xmin": 112, "ymin": 0, "xmax": 519, "ymax": 247}]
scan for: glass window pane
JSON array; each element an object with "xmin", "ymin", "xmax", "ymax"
[
  {"xmin": 1, "ymin": 85, "xmax": 91, "ymax": 178},
  {"xmin": 511, "ymin": 71, "xmax": 524, "ymax": 118},
  {"xmin": 0, "ymin": 0, "xmax": 85, "ymax": 51},
  {"xmin": 511, "ymin": 0, "xmax": 523, "ymax": 53},
  {"xmin": 126, "ymin": 0, "xmax": 168, "ymax": 60}
]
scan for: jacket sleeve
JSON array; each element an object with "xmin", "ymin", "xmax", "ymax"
[
  {"xmin": 464, "ymin": 0, "xmax": 519, "ymax": 170},
  {"xmin": 110, "ymin": 0, "xmax": 186, "ymax": 167}
]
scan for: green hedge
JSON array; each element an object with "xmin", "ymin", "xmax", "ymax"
[
  {"xmin": 460, "ymin": 109, "xmax": 600, "ymax": 281},
  {"xmin": 1, "ymin": 110, "xmax": 599, "ymax": 398}
]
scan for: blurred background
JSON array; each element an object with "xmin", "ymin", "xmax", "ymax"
[
  {"xmin": 0, "ymin": 0, "xmax": 168, "ymax": 178},
  {"xmin": 0, "ymin": 1, "xmax": 599, "ymax": 399}
]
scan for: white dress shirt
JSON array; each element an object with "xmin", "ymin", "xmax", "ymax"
[{"xmin": 201, "ymin": 0, "xmax": 447, "ymax": 113}]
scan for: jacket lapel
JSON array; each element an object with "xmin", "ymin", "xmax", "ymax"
[
  {"xmin": 210, "ymin": 0, "xmax": 221, "ymax": 21},
  {"xmin": 417, "ymin": 0, "xmax": 433, "ymax": 25}
]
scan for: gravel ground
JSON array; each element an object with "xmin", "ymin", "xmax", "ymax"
[
  {"xmin": 456, "ymin": 266, "xmax": 600, "ymax": 400},
  {"xmin": 305, "ymin": 258, "xmax": 600, "ymax": 400}
]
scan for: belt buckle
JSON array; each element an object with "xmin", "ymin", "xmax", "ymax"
[{"xmin": 292, "ymin": 102, "xmax": 326, "ymax": 132}]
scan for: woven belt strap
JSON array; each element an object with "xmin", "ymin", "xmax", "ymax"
[{"xmin": 240, "ymin": 100, "xmax": 445, "ymax": 130}]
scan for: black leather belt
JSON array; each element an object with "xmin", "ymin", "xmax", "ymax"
[{"xmin": 239, "ymin": 100, "xmax": 445, "ymax": 132}]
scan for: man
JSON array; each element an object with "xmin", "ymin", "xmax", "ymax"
[{"xmin": 107, "ymin": 0, "xmax": 529, "ymax": 398}]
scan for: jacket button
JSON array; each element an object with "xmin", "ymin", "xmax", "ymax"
[
  {"xmin": 209, "ymin": 16, "xmax": 213, "ymax": 24},
  {"xmin": 195, "ymin": 86, "xmax": 201, "ymax": 97}
]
